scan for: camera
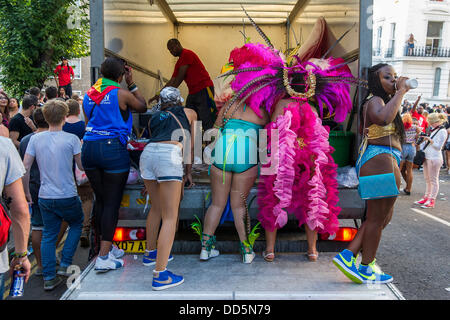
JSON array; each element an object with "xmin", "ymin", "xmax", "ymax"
[{"xmin": 416, "ymin": 132, "xmax": 428, "ymax": 145}]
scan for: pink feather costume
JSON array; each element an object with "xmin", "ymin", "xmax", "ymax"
[{"xmin": 226, "ymin": 43, "xmax": 353, "ymax": 235}]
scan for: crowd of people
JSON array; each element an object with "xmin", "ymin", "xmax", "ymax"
[
  {"xmin": 1, "ymin": 32, "xmax": 450, "ymax": 297},
  {"xmin": 399, "ymin": 95, "xmax": 450, "ymax": 209}
]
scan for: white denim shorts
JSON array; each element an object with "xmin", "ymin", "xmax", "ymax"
[{"xmin": 139, "ymin": 143, "xmax": 184, "ymax": 182}]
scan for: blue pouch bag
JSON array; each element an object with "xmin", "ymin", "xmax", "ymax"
[{"xmin": 358, "ymin": 172, "xmax": 399, "ymax": 200}]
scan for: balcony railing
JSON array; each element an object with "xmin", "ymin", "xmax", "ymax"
[
  {"xmin": 404, "ymin": 45, "xmax": 450, "ymax": 57},
  {"xmin": 372, "ymin": 47, "xmax": 394, "ymax": 58}
]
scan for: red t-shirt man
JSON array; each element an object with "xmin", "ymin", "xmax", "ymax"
[
  {"xmin": 54, "ymin": 64, "xmax": 74, "ymax": 87},
  {"xmin": 411, "ymin": 111, "xmax": 428, "ymax": 132},
  {"xmin": 172, "ymin": 49, "xmax": 214, "ymax": 95},
  {"xmin": 149, "ymin": 39, "xmax": 217, "ymax": 130}
]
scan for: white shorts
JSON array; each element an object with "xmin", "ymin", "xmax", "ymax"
[{"xmin": 139, "ymin": 143, "xmax": 184, "ymax": 182}]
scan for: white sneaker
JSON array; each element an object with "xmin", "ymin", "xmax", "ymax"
[
  {"xmin": 95, "ymin": 252, "xmax": 124, "ymax": 273},
  {"xmin": 110, "ymin": 244, "xmax": 125, "ymax": 259},
  {"xmin": 199, "ymin": 248, "xmax": 220, "ymax": 261},
  {"xmin": 242, "ymin": 252, "xmax": 256, "ymax": 264}
]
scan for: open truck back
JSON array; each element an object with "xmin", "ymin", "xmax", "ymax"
[{"xmin": 62, "ymin": 0, "xmax": 404, "ymax": 300}]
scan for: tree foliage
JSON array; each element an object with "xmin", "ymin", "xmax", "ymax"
[{"xmin": 0, "ymin": 0, "xmax": 90, "ymax": 97}]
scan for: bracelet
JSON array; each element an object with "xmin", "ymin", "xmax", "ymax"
[
  {"xmin": 128, "ymin": 83, "xmax": 138, "ymax": 92},
  {"xmin": 213, "ymin": 124, "xmax": 221, "ymax": 129},
  {"xmin": 130, "ymin": 86, "xmax": 138, "ymax": 93},
  {"xmin": 127, "ymin": 82, "xmax": 136, "ymax": 89},
  {"xmin": 14, "ymin": 252, "xmax": 27, "ymax": 258}
]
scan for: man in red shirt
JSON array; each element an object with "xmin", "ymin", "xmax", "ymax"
[
  {"xmin": 410, "ymin": 94, "xmax": 428, "ymax": 132},
  {"xmin": 149, "ymin": 39, "xmax": 217, "ymax": 130},
  {"xmin": 54, "ymin": 57, "xmax": 75, "ymax": 98}
]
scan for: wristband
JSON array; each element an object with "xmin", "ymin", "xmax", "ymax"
[
  {"xmin": 130, "ymin": 86, "xmax": 139, "ymax": 93},
  {"xmin": 128, "ymin": 84, "xmax": 137, "ymax": 92},
  {"xmin": 14, "ymin": 252, "xmax": 27, "ymax": 258}
]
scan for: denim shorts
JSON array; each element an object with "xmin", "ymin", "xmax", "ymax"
[
  {"xmin": 30, "ymin": 203, "xmax": 44, "ymax": 231},
  {"xmin": 356, "ymin": 145, "xmax": 402, "ymax": 176},
  {"xmin": 81, "ymin": 138, "xmax": 130, "ymax": 173},
  {"xmin": 139, "ymin": 143, "xmax": 184, "ymax": 182},
  {"xmin": 445, "ymin": 141, "xmax": 450, "ymax": 151},
  {"xmin": 401, "ymin": 143, "xmax": 416, "ymax": 162}
]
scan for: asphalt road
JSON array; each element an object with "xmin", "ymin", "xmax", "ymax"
[
  {"xmin": 3, "ymin": 168, "xmax": 449, "ymax": 300},
  {"xmin": 375, "ymin": 168, "xmax": 450, "ymax": 300}
]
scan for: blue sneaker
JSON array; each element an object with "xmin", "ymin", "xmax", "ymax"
[
  {"xmin": 358, "ymin": 259, "xmax": 393, "ymax": 284},
  {"xmin": 152, "ymin": 269, "xmax": 184, "ymax": 291},
  {"xmin": 143, "ymin": 250, "xmax": 173, "ymax": 266},
  {"xmin": 332, "ymin": 249, "xmax": 363, "ymax": 284}
]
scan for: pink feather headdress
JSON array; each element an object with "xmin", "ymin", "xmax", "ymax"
[{"xmin": 219, "ymin": 42, "xmax": 364, "ymax": 123}]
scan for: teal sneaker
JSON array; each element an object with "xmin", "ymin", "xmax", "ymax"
[
  {"xmin": 358, "ymin": 259, "xmax": 393, "ymax": 284},
  {"xmin": 332, "ymin": 249, "xmax": 363, "ymax": 284}
]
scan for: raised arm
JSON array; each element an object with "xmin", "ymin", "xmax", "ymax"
[
  {"xmin": 119, "ymin": 65, "xmax": 147, "ymax": 113},
  {"xmin": 411, "ymin": 94, "xmax": 422, "ymax": 113},
  {"xmin": 366, "ymin": 77, "xmax": 409, "ymax": 126}
]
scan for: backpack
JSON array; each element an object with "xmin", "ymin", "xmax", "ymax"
[{"xmin": 0, "ymin": 196, "xmax": 12, "ymax": 252}]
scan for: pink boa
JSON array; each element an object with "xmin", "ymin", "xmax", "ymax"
[{"xmin": 257, "ymin": 101, "xmax": 340, "ymax": 235}]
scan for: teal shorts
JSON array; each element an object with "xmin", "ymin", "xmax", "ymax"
[{"xmin": 212, "ymin": 119, "xmax": 263, "ymax": 174}]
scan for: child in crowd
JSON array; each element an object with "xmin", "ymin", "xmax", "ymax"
[
  {"xmin": 22, "ymin": 99, "xmax": 84, "ymax": 291},
  {"xmin": 63, "ymin": 99, "xmax": 85, "ymax": 140}
]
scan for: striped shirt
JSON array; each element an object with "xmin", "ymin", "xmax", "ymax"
[{"xmin": 404, "ymin": 125, "xmax": 418, "ymax": 144}]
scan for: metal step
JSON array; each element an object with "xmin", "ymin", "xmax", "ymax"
[{"xmin": 62, "ymin": 254, "xmax": 402, "ymax": 300}]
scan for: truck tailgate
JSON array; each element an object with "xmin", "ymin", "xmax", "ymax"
[
  {"xmin": 61, "ymin": 253, "xmax": 403, "ymax": 300},
  {"xmin": 117, "ymin": 184, "xmax": 365, "ymax": 227}
]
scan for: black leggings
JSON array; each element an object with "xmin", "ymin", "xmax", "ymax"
[{"xmin": 85, "ymin": 169, "xmax": 129, "ymax": 243}]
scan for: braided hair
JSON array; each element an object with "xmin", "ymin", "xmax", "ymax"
[{"xmin": 360, "ymin": 63, "xmax": 405, "ymax": 143}]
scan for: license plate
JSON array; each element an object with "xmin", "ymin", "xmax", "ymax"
[{"xmin": 113, "ymin": 240, "xmax": 146, "ymax": 253}]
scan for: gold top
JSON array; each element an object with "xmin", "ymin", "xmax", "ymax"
[{"xmin": 367, "ymin": 123, "xmax": 396, "ymax": 140}]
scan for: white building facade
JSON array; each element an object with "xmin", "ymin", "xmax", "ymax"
[{"xmin": 373, "ymin": 0, "xmax": 450, "ymax": 106}]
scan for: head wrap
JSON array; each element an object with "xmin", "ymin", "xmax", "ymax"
[{"xmin": 160, "ymin": 87, "xmax": 184, "ymax": 106}]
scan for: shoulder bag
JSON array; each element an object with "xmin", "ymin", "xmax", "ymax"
[
  {"xmin": 413, "ymin": 128, "xmax": 443, "ymax": 166},
  {"xmin": 357, "ymin": 103, "xmax": 399, "ymax": 200}
]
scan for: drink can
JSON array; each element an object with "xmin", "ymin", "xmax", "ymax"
[
  {"xmin": 405, "ymin": 78, "xmax": 418, "ymax": 89},
  {"xmin": 9, "ymin": 266, "xmax": 24, "ymax": 297}
]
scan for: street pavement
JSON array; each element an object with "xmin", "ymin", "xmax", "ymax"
[
  {"xmin": 376, "ymin": 168, "xmax": 450, "ymax": 300},
  {"xmin": 3, "ymin": 168, "xmax": 449, "ymax": 300}
]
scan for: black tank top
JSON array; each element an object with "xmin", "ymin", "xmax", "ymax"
[{"xmin": 148, "ymin": 106, "xmax": 190, "ymax": 142}]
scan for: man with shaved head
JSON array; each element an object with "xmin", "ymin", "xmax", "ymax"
[{"xmin": 149, "ymin": 39, "xmax": 217, "ymax": 130}]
